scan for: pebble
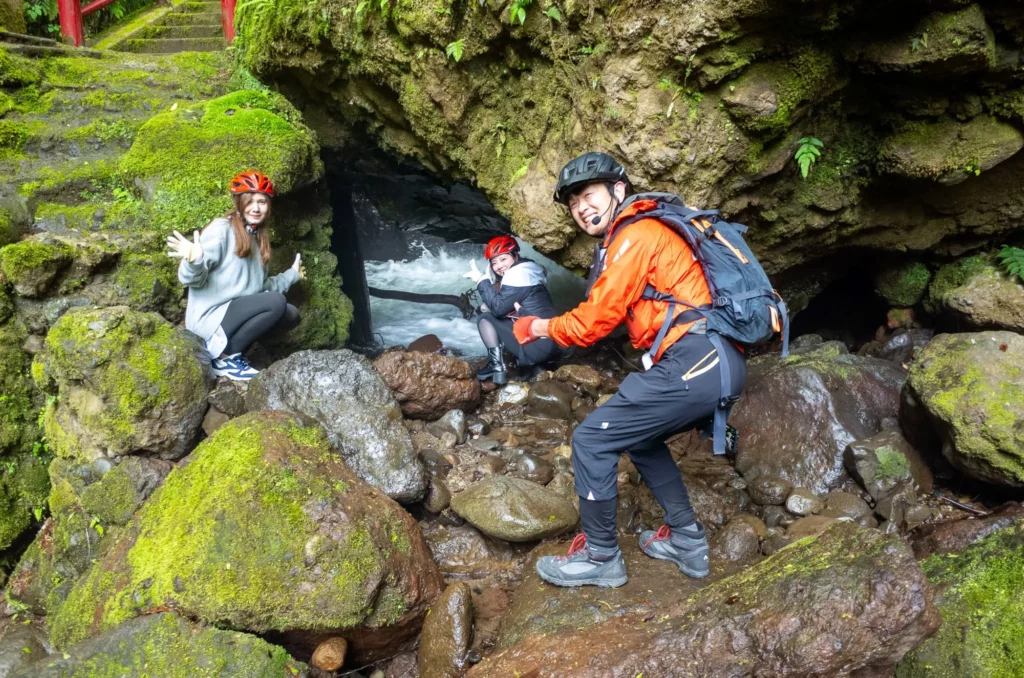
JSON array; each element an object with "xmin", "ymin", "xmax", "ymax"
[
  {"xmin": 785, "ymin": 488, "xmax": 823, "ymax": 516},
  {"xmin": 748, "ymin": 474, "xmax": 793, "ymax": 506}
]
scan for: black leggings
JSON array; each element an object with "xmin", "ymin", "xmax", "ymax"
[
  {"xmin": 220, "ymin": 292, "xmax": 300, "ymax": 355},
  {"xmin": 477, "ymin": 312, "xmax": 560, "ymax": 367}
]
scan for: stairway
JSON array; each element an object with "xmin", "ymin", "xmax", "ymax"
[{"xmin": 94, "ymin": 0, "xmax": 226, "ymax": 53}]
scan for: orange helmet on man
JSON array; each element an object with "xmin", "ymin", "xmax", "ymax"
[{"xmin": 230, "ymin": 171, "xmax": 275, "ymax": 197}]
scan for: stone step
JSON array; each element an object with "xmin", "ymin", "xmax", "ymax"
[
  {"xmin": 117, "ymin": 37, "xmax": 225, "ymax": 53},
  {"xmin": 160, "ymin": 11, "xmax": 222, "ymax": 25},
  {"xmin": 182, "ymin": 1, "xmax": 221, "ymax": 13},
  {"xmin": 135, "ymin": 24, "xmax": 223, "ymax": 39}
]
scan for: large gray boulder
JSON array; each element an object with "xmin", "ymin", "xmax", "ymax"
[
  {"xmin": 451, "ymin": 476, "xmax": 578, "ymax": 542},
  {"xmin": 246, "ymin": 349, "xmax": 428, "ymax": 502}
]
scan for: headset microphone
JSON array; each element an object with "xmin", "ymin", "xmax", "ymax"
[{"xmin": 589, "ymin": 198, "xmax": 618, "ymax": 226}]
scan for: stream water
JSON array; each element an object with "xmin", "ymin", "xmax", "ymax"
[{"xmin": 365, "ymin": 241, "xmax": 587, "ymax": 355}]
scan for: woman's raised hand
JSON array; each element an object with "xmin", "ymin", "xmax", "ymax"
[
  {"xmin": 463, "ymin": 260, "xmax": 488, "ymax": 283},
  {"xmin": 166, "ymin": 230, "xmax": 203, "ymax": 263},
  {"xmin": 291, "ymin": 253, "xmax": 306, "ymax": 280}
]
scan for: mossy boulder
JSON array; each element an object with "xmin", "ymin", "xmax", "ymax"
[
  {"xmin": 49, "ymin": 411, "xmax": 443, "ymax": 662},
  {"xmin": 0, "ymin": 0, "xmax": 26, "ymax": 34},
  {"xmin": 6, "ymin": 455, "xmax": 173, "ymax": 618},
  {"xmin": 119, "ymin": 89, "xmax": 323, "ymax": 233},
  {"xmin": 0, "ymin": 451, "xmax": 48, "ymax": 552},
  {"xmin": 901, "ymin": 331, "xmax": 1024, "ymax": 487},
  {"xmin": 34, "ymin": 306, "xmax": 211, "ymax": 461},
  {"xmin": 0, "ymin": 238, "xmax": 75, "ymax": 297},
  {"xmin": 895, "ymin": 521, "xmax": 1024, "ymax": 677},
  {"xmin": 13, "ymin": 612, "xmax": 308, "ymax": 677},
  {"xmin": 924, "ymin": 254, "xmax": 990, "ymax": 314},
  {"xmin": 936, "ymin": 265, "xmax": 1024, "ymax": 332},
  {"xmin": 878, "ymin": 116, "xmax": 1024, "ymax": 186},
  {"xmin": 874, "ymin": 260, "xmax": 932, "ymax": 308}
]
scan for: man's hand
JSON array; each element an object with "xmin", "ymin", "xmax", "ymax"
[
  {"xmin": 291, "ymin": 253, "xmax": 306, "ymax": 280},
  {"xmin": 513, "ymin": 316, "xmax": 540, "ymax": 345},
  {"xmin": 462, "ymin": 260, "xmax": 489, "ymax": 283},
  {"xmin": 166, "ymin": 230, "xmax": 202, "ymax": 263}
]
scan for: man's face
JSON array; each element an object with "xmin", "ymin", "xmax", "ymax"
[{"xmin": 567, "ymin": 182, "xmax": 625, "ymax": 236}]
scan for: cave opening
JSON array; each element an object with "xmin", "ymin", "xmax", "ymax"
[{"xmin": 323, "ymin": 145, "xmax": 585, "ymax": 356}]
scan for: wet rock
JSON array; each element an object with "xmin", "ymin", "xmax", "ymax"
[
  {"xmin": 311, "ymin": 637, "xmax": 347, "ymax": 672},
  {"xmin": 760, "ymin": 533, "xmax": 792, "ymax": 556},
  {"xmin": 758, "ymin": 504, "xmax": 790, "ymax": 529},
  {"xmin": 473, "ymin": 588, "xmax": 510, "ymax": 621},
  {"xmin": 33, "ymin": 306, "xmax": 211, "ymax": 461},
  {"xmin": 533, "ymin": 419, "xmax": 570, "ymax": 446},
  {"xmin": 732, "ymin": 341, "xmax": 906, "ymax": 494},
  {"xmin": 451, "ymin": 477, "xmax": 577, "ymax": 542},
  {"xmin": 423, "ymin": 476, "xmax": 452, "ymax": 514},
  {"xmin": 428, "ymin": 409, "xmax": 468, "ymax": 445},
  {"xmin": 207, "ymin": 381, "xmax": 247, "ymax": 417},
  {"xmin": 472, "ymin": 524, "xmax": 939, "ymax": 676},
  {"xmin": 823, "ymin": 491, "xmax": 873, "ymax": 520},
  {"xmin": 409, "ymin": 334, "xmax": 444, "ymax": 353},
  {"xmin": 903, "ymin": 504, "xmax": 933, "ymax": 530},
  {"xmin": 383, "ymin": 651, "xmax": 418, "ymax": 678},
  {"xmin": 747, "ymin": 474, "xmax": 792, "ymax": 506},
  {"xmin": 11, "ymin": 613, "xmax": 307, "ymax": 678},
  {"xmin": 419, "ymin": 582, "xmax": 473, "ymax": 678},
  {"xmin": 374, "ymin": 349, "xmax": 481, "ymax": 420},
  {"xmin": 573, "ymin": 403, "xmax": 596, "ymax": 423},
  {"xmin": 865, "ymin": 328, "xmax": 934, "ymax": 365},
  {"xmin": 710, "ymin": 515, "xmax": 765, "ymax": 562},
  {"xmin": 896, "ymin": 521, "xmax": 1024, "ymax": 677},
  {"xmin": 845, "ymin": 428, "xmax": 934, "ymax": 501},
  {"xmin": 786, "ymin": 515, "xmax": 838, "ymax": 540},
  {"xmin": 246, "ymin": 350, "xmax": 428, "ymax": 502},
  {"xmin": 901, "ymin": 331, "xmax": 1024, "ymax": 487},
  {"xmin": 469, "ymin": 437, "xmax": 498, "ymax": 452},
  {"xmin": 510, "ymin": 453, "xmax": 554, "ymax": 485},
  {"xmin": 0, "ymin": 620, "xmax": 49, "ymax": 676},
  {"xmin": 875, "ymin": 481, "xmax": 920, "ymax": 524},
  {"xmin": 201, "ymin": 406, "xmax": 230, "ymax": 436},
  {"xmin": 419, "ymin": 449, "xmax": 453, "ymax": 478},
  {"xmin": 438, "ymin": 431, "xmax": 458, "ymax": 450},
  {"xmin": 421, "ymin": 523, "xmax": 531, "ymax": 582},
  {"xmin": 785, "ymin": 488, "xmax": 823, "ymax": 516},
  {"xmin": 47, "ymin": 412, "xmax": 443, "ymax": 663},
  {"xmin": 553, "ymin": 364, "xmax": 602, "ymax": 397},
  {"xmin": 467, "ymin": 420, "xmax": 490, "ymax": 437},
  {"xmin": 942, "ymin": 266, "xmax": 1024, "ymax": 333},
  {"xmin": 911, "ymin": 502, "xmax": 1024, "ymax": 558},
  {"xmin": 525, "ymin": 380, "xmax": 575, "ymax": 420},
  {"xmin": 496, "ymin": 383, "xmax": 529, "ymax": 406}
]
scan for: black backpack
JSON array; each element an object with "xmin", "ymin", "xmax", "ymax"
[{"xmin": 599, "ymin": 192, "xmax": 790, "ymax": 453}]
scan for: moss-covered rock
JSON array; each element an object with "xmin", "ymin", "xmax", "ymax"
[
  {"xmin": 49, "ymin": 411, "xmax": 443, "ymax": 662},
  {"xmin": 901, "ymin": 331, "xmax": 1024, "ymax": 487},
  {"xmin": 0, "ymin": 0, "xmax": 26, "ymax": 34},
  {"xmin": 13, "ymin": 612, "xmax": 308, "ymax": 677},
  {"xmin": 878, "ymin": 116, "xmax": 1024, "ymax": 186},
  {"xmin": 924, "ymin": 254, "xmax": 990, "ymax": 314},
  {"xmin": 35, "ymin": 306, "xmax": 211, "ymax": 461},
  {"xmin": 0, "ymin": 239, "xmax": 75, "ymax": 297},
  {"xmin": 935, "ymin": 264, "xmax": 1024, "ymax": 332},
  {"xmin": 874, "ymin": 260, "xmax": 932, "ymax": 308},
  {"xmin": 119, "ymin": 89, "xmax": 323, "ymax": 233},
  {"xmin": 895, "ymin": 522, "xmax": 1024, "ymax": 677}
]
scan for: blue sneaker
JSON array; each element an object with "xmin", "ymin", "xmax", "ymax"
[
  {"xmin": 211, "ymin": 353, "xmax": 259, "ymax": 381},
  {"xmin": 639, "ymin": 524, "xmax": 709, "ymax": 579},
  {"xmin": 535, "ymin": 534, "xmax": 628, "ymax": 588}
]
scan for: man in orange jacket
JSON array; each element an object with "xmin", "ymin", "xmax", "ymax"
[{"xmin": 514, "ymin": 152, "xmax": 747, "ymax": 587}]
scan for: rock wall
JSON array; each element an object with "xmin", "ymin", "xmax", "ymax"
[{"xmin": 238, "ymin": 0, "xmax": 1024, "ymax": 278}]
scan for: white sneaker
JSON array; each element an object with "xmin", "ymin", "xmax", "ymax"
[{"xmin": 211, "ymin": 353, "xmax": 259, "ymax": 381}]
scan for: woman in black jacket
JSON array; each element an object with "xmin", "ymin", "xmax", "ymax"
[{"xmin": 464, "ymin": 235, "xmax": 560, "ymax": 384}]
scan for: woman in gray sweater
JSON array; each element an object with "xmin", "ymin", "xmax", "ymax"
[{"xmin": 166, "ymin": 171, "xmax": 304, "ymax": 381}]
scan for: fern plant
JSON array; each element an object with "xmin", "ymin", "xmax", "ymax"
[
  {"xmin": 794, "ymin": 137, "xmax": 824, "ymax": 179},
  {"xmin": 445, "ymin": 39, "xmax": 465, "ymax": 62},
  {"xmin": 997, "ymin": 245, "xmax": 1024, "ymax": 283}
]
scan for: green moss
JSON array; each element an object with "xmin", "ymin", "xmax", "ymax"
[
  {"xmin": 51, "ymin": 413, "xmax": 423, "ymax": 649},
  {"xmin": 896, "ymin": 525, "xmax": 1024, "ymax": 677},
  {"xmin": 925, "ymin": 255, "xmax": 990, "ymax": 313},
  {"xmin": 112, "ymin": 254, "xmax": 184, "ymax": 317},
  {"xmin": 0, "ymin": 48, "xmax": 41, "ymax": 88},
  {"xmin": 0, "ymin": 240, "xmax": 74, "ymax": 292},
  {"xmin": 874, "ymin": 446, "xmax": 912, "ymax": 482},
  {"xmin": 118, "ymin": 90, "xmax": 322, "ymax": 233},
  {"xmin": 0, "ymin": 120, "xmax": 29, "ymax": 159},
  {"xmin": 875, "ymin": 261, "xmax": 932, "ymax": 307},
  {"xmin": 0, "ymin": 451, "xmax": 49, "ymax": 551}
]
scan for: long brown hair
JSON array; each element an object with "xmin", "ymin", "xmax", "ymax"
[{"xmin": 221, "ymin": 193, "xmax": 272, "ymax": 266}]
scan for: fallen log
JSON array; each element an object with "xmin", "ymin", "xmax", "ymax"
[{"xmin": 368, "ymin": 286, "xmax": 476, "ymax": 320}]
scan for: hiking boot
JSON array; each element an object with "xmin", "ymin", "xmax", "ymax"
[
  {"xmin": 477, "ymin": 345, "xmax": 507, "ymax": 385},
  {"xmin": 639, "ymin": 524, "xmax": 709, "ymax": 579},
  {"xmin": 535, "ymin": 534, "xmax": 627, "ymax": 588},
  {"xmin": 211, "ymin": 353, "xmax": 259, "ymax": 381}
]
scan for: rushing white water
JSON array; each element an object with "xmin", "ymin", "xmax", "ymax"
[{"xmin": 366, "ymin": 241, "xmax": 587, "ymax": 356}]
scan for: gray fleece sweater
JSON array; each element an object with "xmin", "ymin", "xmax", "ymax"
[{"xmin": 177, "ymin": 217, "xmax": 298, "ymax": 344}]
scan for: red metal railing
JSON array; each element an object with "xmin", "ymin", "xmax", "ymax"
[{"xmin": 58, "ymin": 0, "xmax": 235, "ymax": 47}]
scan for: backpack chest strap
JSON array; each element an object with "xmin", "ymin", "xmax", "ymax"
[{"xmin": 639, "ymin": 284, "xmax": 711, "ymax": 370}]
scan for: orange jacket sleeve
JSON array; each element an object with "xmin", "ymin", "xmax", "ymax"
[{"xmin": 548, "ymin": 227, "xmax": 652, "ymax": 348}]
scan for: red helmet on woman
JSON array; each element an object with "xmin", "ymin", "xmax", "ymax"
[
  {"xmin": 230, "ymin": 171, "xmax": 275, "ymax": 197},
  {"xmin": 484, "ymin": 235, "xmax": 519, "ymax": 260}
]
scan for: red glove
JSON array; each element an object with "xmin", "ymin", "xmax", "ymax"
[{"xmin": 513, "ymin": 316, "xmax": 540, "ymax": 345}]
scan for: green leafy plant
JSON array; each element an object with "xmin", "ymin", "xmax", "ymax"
[
  {"xmin": 509, "ymin": 0, "xmax": 532, "ymax": 25},
  {"xmin": 658, "ymin": 77, "xmax": 683, "ymax": 118},
  {"xmin": 23, "ymin": 0, "xmax": 60, "ymax": 35},
  {"xmin": 490, "ymin": 123, "xmax": 507, "ymax": 158},
  {"xmin": 445, "ymin": 39, "xmax": 465, "ymax": 62},
  {"xmin": 997, "ymin": 245, "xmax": 1024, "ymax": 283},
  {"xmin": 544, "ymin": 6, "xmax": 561, "ymax": 22},
  {"xmin": 794, "ymin": 137, "xmax": 824, "ymax": 179},
  {"xmin": 910, "ymin": 31, "xmax": 928, "ymax": 52},
  {"xmin": 89, "ymin": 516, "xmax": 104, "ymax": 537}
]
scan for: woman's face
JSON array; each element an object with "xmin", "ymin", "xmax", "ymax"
[
  {"xmin": 243, "ymin": 193, "xmax": 271, "ymax": 226},
  {"xmin": 490, "ymin": 253, "xmax": 517, "ymax": 277}
]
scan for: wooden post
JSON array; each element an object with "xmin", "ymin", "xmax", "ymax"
[
  {"xmin": 220, "ymin": 0, "xmax": 235, "ymax": 41},
  {"xmin": 57, "ymin": 0, "xmax": 83, "ymax": 47}
]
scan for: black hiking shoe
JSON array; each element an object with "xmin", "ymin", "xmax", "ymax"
[
  {"xmin": 535, "ymin": 534, "xmax": 628, "ymax": 588},
  {"xmin": 477, "ymin": 345, "xmax": 507, "ymax": 385},
  {"xmin": 639, "ymin": 524, "xmax": 709, "ymax": 579}
]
